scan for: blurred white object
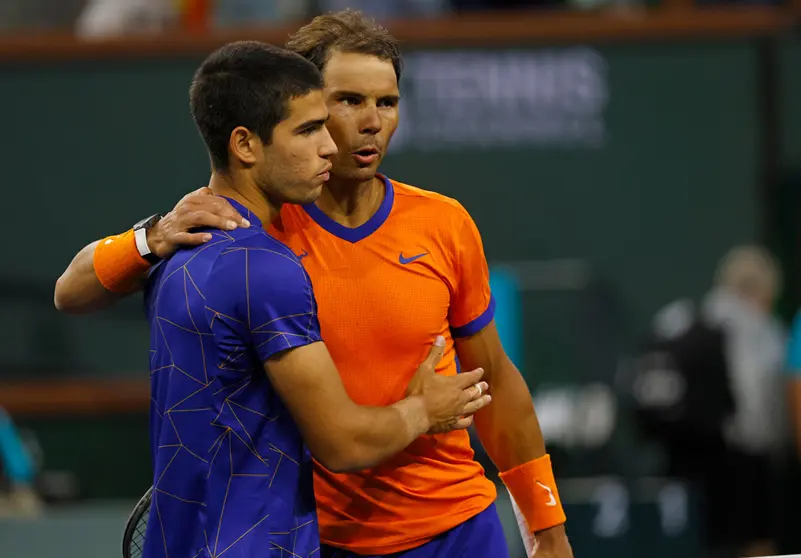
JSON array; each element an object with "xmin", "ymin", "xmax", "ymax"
[
  {"xmin": 703, "ymin": 288, "xmax": 787, "ymax": 454},
  {"xmin": 651, "ymin": 298, "xmax": 695, "ymax": 340},
  {"xmin": 506, "ymin": 487, "xmax": 538, "ymax": 557},
  {"xmin": 76, "ymin": 0, "xmax": 177, "ymax": 38},
  {"xmin": 652, "ymin": 245, "xmax": 788, "ymax": 455},
  {"xmin": 533, "ymin": 383, "xmax": 617, "ymax": 449},
  {"xmin": 0, "ymin": 486, "xmax": 44, "ymax": 519}
]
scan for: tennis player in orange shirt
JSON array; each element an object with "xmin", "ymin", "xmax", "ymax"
[{"xmin": 54, "ymin": 10, "xmax": 572, "ymax": 558}]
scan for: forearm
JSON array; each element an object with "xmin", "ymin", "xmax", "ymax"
[
  {"xmin": 54, "ymin": 240, "xmax": 132, "ymax": 314},
  {"xmin": 474, "ymin": 357, "xmax": 546, "ymax": 471},
  {"xmin": 474, "ymin": 356, "xmax": 567, "ymax": 544},
  {"xmin": 453, "ymin": 316, "xmax": 571, "ymax": 551},
  {"xmin": 321, "ymin": 396, "xmax": 429, "ymax": 472}
]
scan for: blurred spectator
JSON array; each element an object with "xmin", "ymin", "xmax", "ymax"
[
  {"xmin": 708, "ymin": 247, "xmax": 786, "ymax": 460},
  {"xmin": 76, "ymin": 0, "xmax": 176, "ymax": 38},
  {"xmin": 68, "ymin": 0, "xmax": 571, "ymax": 38},
  {"xmin": 74, "ymin": 0, "xmax": 451, "ymax": 37},
  {"xmin": 646, "ymin": 245, "xmax": 786, "ymax": 558},
  {"xmin": 0, "ymin": 407, "xmax": 42, "ymax": 518}
]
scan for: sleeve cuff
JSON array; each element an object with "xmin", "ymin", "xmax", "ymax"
[
  {"xmin": 257, "ymin": 332, "xmax": 322, "ymax": 362},
  {"xmin": 451, "ymin": 295, "xmax": 496, "ymax": 338}
]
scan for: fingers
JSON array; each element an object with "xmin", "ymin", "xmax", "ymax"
[
  {"xmin": 183, "ymin": 186, "xmax": 213, "ymax": 198},
  {"xmin": 433, "ymin": 387, "xmax": 491, "ymax": 433},
  {"xmin": 460, "ymin": 393, "xmax": 492, "ymax": 416},
  {"xmin": 429, "ymin": 415, "xmax": 474, "ymax": 434},
  {"xmin": 181, "ymin": 209, "xmax": 243, "ymax": 232},
  {"xmin": 469, "ymin": 381, "xmax": 489, "ymax": 400},
  {"xmin": 426, "ymin": 382, "xmax": 492, "ymax": 434},
  {"xmin": 201, "ymin": 196, "xmax": 249, "ymax": 227},
  {"xmin": 172, "ymin": 231, "xmax": 214, "ymax": 246},
  {"xmin": 453, "ymin": 367, "xmax": 485, "ymax": 389},
  {"xmin": 175, "ymin": 193, "xmax": 250, "ymax": 230},
  {"xmin": 448, "ymin": 416, "xmax": 474, "ymax": 431},
  {"xmin": 419, "ymin": 335, "xmax": 446, "ymax": 372},
  {"xmin": 177, "ymin": 186, "xmax": 213, "ymax": 206}
]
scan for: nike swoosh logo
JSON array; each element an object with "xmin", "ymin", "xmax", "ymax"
[
  {"xmin": 399, "ymin": 252, "xmax": 428, "ymax": 265},
  {"xmin": 537, "ymin": 481, "xmax": 557, "ymax": 507},
  {"xmin": 297, "ymin": 250, "xmax": 309, "ymax": 260}
]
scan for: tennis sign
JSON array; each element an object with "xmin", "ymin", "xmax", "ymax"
[{"xmin": 392, "ymin": 48, "xmax": 609, "ymax": 151}]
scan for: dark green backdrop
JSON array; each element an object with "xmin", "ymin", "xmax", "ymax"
[
  {"xmin": 3, "ymin": 35, "xmax": 800, "ymax": 556},
  {"xmin": 8, "ymin": 38, "xmax": 799, "ymax": 378}
]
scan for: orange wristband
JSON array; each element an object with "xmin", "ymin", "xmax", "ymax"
[
  {"xmin": 499, "ymin": 454, "xmax": 566, "ymax": 533},
  {"xmin": 93, "ymin": 229, "xmax": 152, "ymax": 293}
]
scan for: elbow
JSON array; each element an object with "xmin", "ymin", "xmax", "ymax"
[
  {"xmin": 315, "ymin": 457, "xmax": 354, "ymax": 474},
  {"xmin": 308, "ymin": 407, "xmax": 390, "ymax": 473},
  {"xmin": 314, "ymin": 448, "xmax": 371, "ymax": 474},
  {"xmin": 53, "ymin": 275, "xmax": 86, "ymax": 315},
  {"xmin": 311, "ymin": 438, "xmax": 375, "ymax": 474},
  {"xmin": 53, "ymin": 275, "xmax": 71, "ymax": 313}
]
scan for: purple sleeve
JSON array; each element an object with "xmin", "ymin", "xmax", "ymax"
[{"xmin": 205, "ymin": 243, "xmax": 322, "ymax": 362}]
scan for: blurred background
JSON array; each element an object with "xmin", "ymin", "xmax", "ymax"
[{"xmin": 1, "ymin": 0, "xmax": 801, "ymax": 557}]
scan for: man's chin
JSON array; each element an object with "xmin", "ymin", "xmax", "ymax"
[
  {"xmin": 334, "ymin": 165, "xmax": 379, "ymax": 183},
  {"xmin": 303, "ymin": 184, "xmax": 324, "ymax": 203},
  {"xmin": 283, "ymin": 184, "xmax": 323, "ymax": 206}
]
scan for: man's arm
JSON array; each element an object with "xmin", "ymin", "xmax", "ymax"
[
  {"xmin": 204, "ymin": 239, "xmax": 491, "ymax": 475},
  {"xmin": 448, "ymin": 202, "xmax": 571, "ymax": 557},
  {"xmin": 267, "ymin": 338, "xmax": 489, "ymax": 473},
  {"xmin": 54, "ymin": 187, "xmax": 248, "ymax": 314},
  {"xmin": 54, "ymin": 239, "xmax": 131, "ymax": 314},
  {"xmin": 456, "ymin": 323, "xmax": 571, "ymax": 557},
  {"xmin": 456, "ymin": 322, "xmax": 545, "ymax": 469}
]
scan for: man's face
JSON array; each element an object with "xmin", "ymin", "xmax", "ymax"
[
  {"xmin": 321, "ymin": 51, "xmax": 400, "ymax": 183},
  {"xmin": 258, "ymin": 90, "xmax": 337, "ymax": 205}
]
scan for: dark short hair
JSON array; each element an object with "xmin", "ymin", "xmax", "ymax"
[
  {"xmin": 189, "ymin": 41, "xmax": 323, "ymax": 170},
  {"xmin": 285, "ymin": 9, "xmax": 402, "ymax": 82}
]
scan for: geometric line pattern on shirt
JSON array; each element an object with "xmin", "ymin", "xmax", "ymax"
[{"xmin": 149, "ymin": 230, "xmax": 319, "ymax": 558}]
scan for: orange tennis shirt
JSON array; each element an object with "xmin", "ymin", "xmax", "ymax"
[{"xmin": 269, "ymin": 175, "xmax": 497, "ymax": 554}]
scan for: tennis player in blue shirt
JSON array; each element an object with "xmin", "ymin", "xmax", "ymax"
[{"xmin": 131, "ymin": 42, "xmax": 490, "ymax": 558}]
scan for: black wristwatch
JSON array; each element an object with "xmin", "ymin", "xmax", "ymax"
[{"xmin": 133, "ymin": 213, "xmax": 163, "ymax": 265}]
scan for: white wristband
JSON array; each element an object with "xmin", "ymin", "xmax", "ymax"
[
  {"xmin": 134, "ymin": 227, "xmax": 152, "ymax": 259},
  {"xmin": 507, "ymin": 486, "xmax": 539, "ymax": 557}
]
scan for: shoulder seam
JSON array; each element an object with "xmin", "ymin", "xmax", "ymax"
[
  {"xmin": 390, "ymin": 180, "xmax": 470, "ymax": 218},
  {"xmin": 207, "ymin": 229, "xmax": 304, "ymax": 278}
]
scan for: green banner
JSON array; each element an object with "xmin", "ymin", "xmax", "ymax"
[{"xmin": 0, "ymin": 40, "xmax": 770, "ymax": 379}]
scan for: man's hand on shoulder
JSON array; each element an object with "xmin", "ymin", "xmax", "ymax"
[{"xmin": 147, "ymin": 187, "xmax": 251, "ymax": 259}]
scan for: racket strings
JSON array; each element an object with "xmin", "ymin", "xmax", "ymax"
[
  {"xmin": 124, "ymin": 488, "xmax": 152, "ymax": 558},
  {"xmin": 130, "ymin": 511, "xmax": 148, "ymax": 557}
]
